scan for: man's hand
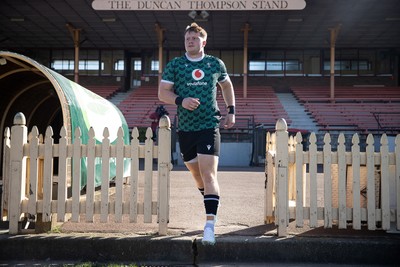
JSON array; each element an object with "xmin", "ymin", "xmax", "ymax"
[
  {"xmin": 182, "ymin": 97, "xmax": 201, "ymax": 111},
  {"xmin": 223, "ymin": 114, "xmax": 235, "ymax": 129}
]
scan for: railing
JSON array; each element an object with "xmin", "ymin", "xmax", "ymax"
[
  {"xmin": 265, "ymin": 118, "xmax": 400, "ymax": 237},
  {"xmin": 372, "ymin": 112, "xmax": 400, "ymax": 131},
  {"xmin": 2, "ymin": 113, "xmax": 172, "ymax": 235}
]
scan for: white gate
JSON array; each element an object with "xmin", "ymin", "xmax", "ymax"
[
  {"xmin": 265, "ymin": 118, "xmax": 400, "ymax": 237},
  {"xmin": 2, "ymin": 112, "xmax": 172, "ymax": 235}
]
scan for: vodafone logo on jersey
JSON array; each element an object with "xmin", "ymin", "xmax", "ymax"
[
  {"xmin": 192, "ymin": 69, "xmax": 205, "ymax": 81},
  {"xmin": 187, "ymin": 68, "xmax": 207, "ymax": 86}
]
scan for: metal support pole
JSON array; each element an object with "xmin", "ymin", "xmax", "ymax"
[
  {"xmin": 242, "ymin": 23, "xmax": 251, "ymax": 98},
  {"xmin": 66, "ymin": 23, "xmax": 81, "ymax": 84},
  {"xmin": 155, "ymin": 23, "xmax": 165, "ymax": 86},
  {"xmin": 329, "ymin": 24, "xmax": 341, "ymax": 102}
]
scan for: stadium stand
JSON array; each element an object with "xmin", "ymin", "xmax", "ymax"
[
  {"xmin": 218, "ymin": 86, "xmax": 291, "ymax": 129},
  {"xmin": 117, "ymin": 85, "xmax": 177, "ymax": 129},
  {"xmin": 291, "ymin": 86, "xmax": 400, "ymax": 103},
  {"xmin": 85, "ymin": 85, "xmax": 120, "ymax": 99},
  {"xmin": 117, "ymin": 85, "xmax": 290, "ymax": 131},
  {"xmin": 291, "ymin": 86, "xmax": 400, "ymax": 132}
]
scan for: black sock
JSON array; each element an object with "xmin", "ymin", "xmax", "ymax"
[
  {"xmin": 204, "ymin": 194, "xmax": 220, "ymax": 217},
  {"xmin": 198, "ymin": 188, "xmax": 205, "ymax": 196}
]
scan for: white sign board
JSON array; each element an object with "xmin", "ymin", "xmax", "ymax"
[{"xmin": 92, "ymin": 0, "xmax": 306, "ymax": 11}]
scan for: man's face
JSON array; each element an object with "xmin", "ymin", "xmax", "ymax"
[{"xmin": 184, "ymin": 31, "xmax": 206, "ymax": 55}]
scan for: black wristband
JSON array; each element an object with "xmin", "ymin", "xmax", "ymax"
[
  {"xmin": 227, "ymin": 105, "xmax": 235, "ymax": 114},
  {"xmin": 175, "ymin": 96, "xmax": 184, "ymax": 106}
]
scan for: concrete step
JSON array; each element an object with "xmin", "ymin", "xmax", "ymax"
[
  {"xmin": 276, "ymin": 93, "xmax": 319, "ymax": 133},
  {"xmin": 109, "ymin": 87, "xmax": 136, "ymax": 106},
  {"xmin": 1, "ymin": 232, "xmax": 398, "ymax": 265}
]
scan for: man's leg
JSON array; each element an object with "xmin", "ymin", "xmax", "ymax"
[
  {"xmin": 198, "ymin": 154, "xmax": 220, "ymax": 245},
  {"xmin": 185, "ymin": 159, "xmax": 205, "ymax": 195},
  {"xmin": 185, "ymin": 154, "xmax": 220, "ymax": 217},
  {"xmin": 180, "ymin": 129, "xmax": 220, "ymax": 245},
  {"xmin": 198, "ymin": 154, "xmax": 219, "ymax": 209}
]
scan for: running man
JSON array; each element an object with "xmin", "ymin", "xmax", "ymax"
[{"xmin": 158, "ymin": 22, "xmax": 235, "ymax": 245}]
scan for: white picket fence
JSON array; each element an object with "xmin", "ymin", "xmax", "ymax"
[
  {"xmin": 265, "ymin": 118, "xmax": 400, "ymax": 237},
  {"xmin": 1, "ymin": 112, "xmax": 172, "ymax": 235}
]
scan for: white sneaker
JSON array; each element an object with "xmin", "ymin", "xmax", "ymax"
[{"xmin": 202, "ymin": 226, "xmax": 216, "ymax": 245}]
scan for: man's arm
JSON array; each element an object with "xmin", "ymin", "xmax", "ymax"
[
  {"xmin": 158, "ymin": 81, "xmax": 201, "ymax": 111},
  {"xmin": 219, "ymin": 77, "xmax": 235, "ymax": 129},
  {"xmin": 158, "ymin": 81, "xmax": 177, "ymax": 105},
  {"xmin": 220, "ymin": 77, "xmax": 235, "ymax": 107}
]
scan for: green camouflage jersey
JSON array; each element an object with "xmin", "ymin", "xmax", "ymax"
[{"xmin": 161, "ymin": 53, "xmax": 229, "ymax": 131}]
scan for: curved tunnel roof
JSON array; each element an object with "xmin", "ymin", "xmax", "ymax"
[{"xmin": 0, "ymin": 51, "xmax": 130, "ymax": 187}]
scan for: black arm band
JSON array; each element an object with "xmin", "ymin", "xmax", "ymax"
[
  {"xmin": 175, "ymin": 96, "xmax": 184, "ymax": 106},
  {"xmin": 227, "ymin": 105, "xmax": 235, "ymax": 114}
]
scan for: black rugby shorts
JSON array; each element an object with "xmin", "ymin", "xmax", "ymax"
[{"xmin": 178, "ymin": 128, "xmax": 220, "ymax": 162}]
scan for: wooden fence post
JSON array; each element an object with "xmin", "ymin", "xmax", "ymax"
[
  {"xmin": 57, "ymin": 127, "xmax": 68, "ymax": 222},
  {"xmin": 366, "ymin": 134, "xmax": 376, "ymax": 230},
  {"xmin": 8, "ymin": 112, "xmax": 28, "ymax": 234},
  {"xmin": 129, "ymin": 127, "xmax": 140, "ymax": 223},
  {"xmin": 115, "ymin": 127, "xmax": 125, "ymax": 223},
  {"xmin": 157, "ymin": 115, "xmax": 172, "ymax": 235},
  {"xmin": 71, "ymin": 127, "xmax": 82, "ymax": 223},
  {"xmin": 322, "ymin": 133, "xmax": 332, "ymax": 228},
  {"xmin": 275, "ymin": 118, "xmax": 288, "ymax": 237},
  {"xmin": 380, "ymin": 134, "xmax": 390, "ymax": 230},
  {"xmin": 351, "ymin": 134, "xmax": 361, "ymax": 230},
  {"xmin": 100, "ymin": 128, "xmax": 111, "ymax": 223},
  {"xmin": 264, "ymin": 132, "xmax": 275, "ymax": 224},
  {"xmin": 308, "ymin": 133, "xmax": 318, "ymax": 227},
  {"xmin": 42, "ymin": 126, "xmax": 54, "ymax": 223},
  {"xmin": 337, "ymin": 133, "xmax": 346, "ymax": 229},
  {"xmin": 144, "ymin": 127, "xmax": 154, "ymax": 223},
  {"xmin": 295, "ymin": 132, "xmax": 304, "ymax": 227}
]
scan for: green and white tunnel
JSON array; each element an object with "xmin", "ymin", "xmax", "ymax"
[{"xmin": 0, "ymin": 51, "xmax": 130, "ymax": 189}]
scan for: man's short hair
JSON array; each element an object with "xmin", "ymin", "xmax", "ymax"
[{"xmin": 184, "ymin": 22, "xmax": 207, "ymax": 39}]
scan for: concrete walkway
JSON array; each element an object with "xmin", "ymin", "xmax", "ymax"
[{"xmin": 0, "ymin": 166, "xmax": 399, "ymax": 265}]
